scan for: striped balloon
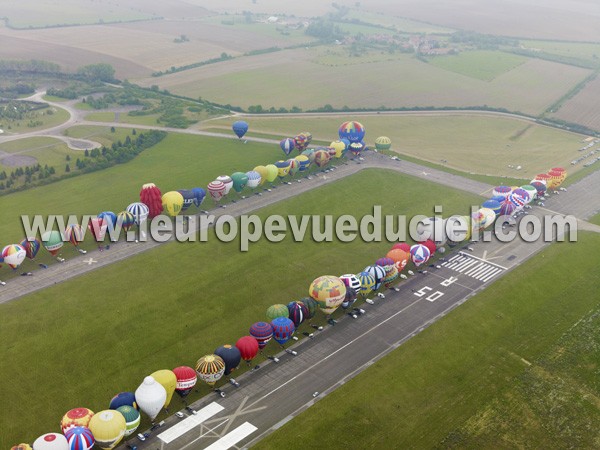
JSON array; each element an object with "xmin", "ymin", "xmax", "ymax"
[
  {"xmin": 195, "ymin": 355, "xmax": 226, "ymax": 386},
  {"xmin": 499, "ymin": 198, "xmax": 516, "ymax": 216},
  {"xmin": 64, "ymin": 224, "xmax": 85, "ymax": 246},
  {"xmin": 363, "ymin": 265, "xmax": 386, "ymax": 290},
  {"xmin": 65, "ymin": 426, "xmax": 94, "ymax": 450},
  {"xmin": 126, "ymin": 202, "xmax": 149, "ymax": 225},
  {"xmin": 357, "ymin": 271, "xmax": 376, "ymax": 297},
  {"xmin": 117, "ymin": 211, "xmax": 135, "ymax": 231},
  {"xmin": 492, "ymin": 185, "xmax": 512, "ymax": 199},
  {"xmin": 246, "ymin": 171, "xmax": 261, "ymax": 189},
  {"xmin": 287, "ymin": 301, "xmax": 308, "ymax": 327},
  {"xmin": 271, "ymin": 317, "xmax": 295, "ymax": 345},
  {"xmin": 249, "ymin": 322, "xmax": 274, "ymax": 349}
]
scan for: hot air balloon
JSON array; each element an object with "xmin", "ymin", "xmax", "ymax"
[
  {"xmin": 382, "ymin": 265, "xmax": 399, "ymax": 288},
  {"xmin": 294, "ymin": 134, "xmax": 308, "ymax": 152},
  {"xmin": 386, "ymin": 249, "xmax": 409, "ymax": 271},
  {"xmin": 357, "ymin": 271, "xmax": 376, "ymax": 298},
  {"xmin": 10, "ymin": 444, "xmax": 32, "ymax": 450},
  {"xmin": 246, "ymin": 171, "xmax": 261, "ymax": 189},
  {"xmin": 339, "ymin": 274, "xmax": 361, "ymax": 294},
  {"xmin": 482, "ymin": 199, "xmax": 502, "ymax": 216},
  {"xmin": 33, "ymin": 433, "xmax": 68, "ymax": 450},
  {"xmin": 338, "ymin": 121, "xmax": 365, "ymax": 143},
  {"xmin": 287, "ymin": 158, "xmax": 299, "ymax": 176},
  {"xmin": 88, "ymin": 410, "xmax": 126, "ymax": 450},
  {"xmin": 115, "ymin": 406, "xmax": 140, "ymax": 437},
  {"xmin": 140, "ymin": 183, "xmax": 163, "ymax": 218},
  {"xmin": 109, "ymin": 392, "xmax": 137, "ymax": 411},
  {"xmin": 150, "ymin": 369, "xmax": 177, "ymax": 409},
  {"xmin": 547, "ymin": 169, "xmax": 564, "ymax": 189},
  {"xmin": 64, "ymin": 426, "xmax": 94, "ymax": 450},
  {"xmin": 97, "ymin": 211, "xmax": 117, "ymax": 229},
  {"xmin": 208, "ymin": 180, "xmax": 226, "ymax": 203},
  {"xmin": 61, "ymin": 408, "xmax": 94, "ymax": 433},
  {"xmin": 392, "ymin": 242, "xmax": 411, "ymax": 252},
  {"xmin": 63, "ymin": 224, "xmax": 84, "ymax": 247},
  {"xmin": 313, "ymin": 149, "xmax": 330, "ymax": 167},
  {"xmin": 309, "ymin": 275, "xmax": 346, "ymax": 314},
  {"xmin": 301, "ymin": 131, "xmax": 312, "ymax": 144},
  {"xmin": 250, "ymin": 322, "xmax": 274, "ymax": 349},
  {"xmin": 266, "ymin": 304, "xmax": 289, "ymax": 321},
  {"xmin": 217, "ymin": 175, "xmax": 234, "ymax": 195},
  {"xmin": 375, "ymin": 257, "xmax": 395, "ymax": 271},
  {"xmin": 280, "ymin": 138, "xmax": 295, "ymax": 156},
  {"xmin": 530, "ymin": 181, "xmax": 547, "ymax": 198},
  {"xmin": 329, "ymin": 140, "xmax": 346, "ymax": 158},
  {"xmin": 173, "ymin": 366, "xmax": 197, "ymax": 398},
  {"xmin": 253, "ymin": 166, "xmax": 268, "ymax": 185},
  {"xmin": 287, "ymin": 301, "xmax": 309, "ymax": 327},
  {"xmin": 271, "ymin": 317, "xmax": 295, "ymax": 346},
  {"xmin": 302, "ymin": 148, "xmax": 315, "ymax": 162},
  {"xmin": 375, "ymin": 136, "xmax": 392, "ymax": 151},
  {"xmin": 231, "ymin": 172, "xmax": 249, "ymax": 193},
  {"xmin": 20, "ymin": 238, "xmax": 40, "ymax": 260},
  {"xmin": 126, "ymin": 202, "xmax": 150, "ymax": 225},
  {"xmin": 348, "ymin": 141, "xmax": 365, "ymax": 156},
  {"xmin": 499, "ymin": 198, "xmax": 517, "ymax": 216},
  {"xmin": 363, "ymin": 265, "xmax": 386, "ymax": 290},
  {"xmin": 533, "ymin": 173, "xmax": 551, "ymax": 187},
  {"xmin": 41, "ymin": 230, "xmax": 64, "ymax": 256},
  {"xmin": 509, "ymin": 189, "xmax": 529, "ymax": 209},
  {"xmin": 299, "ymin": 297, "xmax": 319, "ymax": 319},
  {"xmin": 232, "ymin": 120, "xmax": 248, "ymax": 139},
  {"xmin": 492, "ymin": 186, "xmax": 512, "ymax": 199},
  {"xmin": 1, "ymin": 244, "xmax": 26, "ymax": 269},
  {"xmin": 161, "ymin": 191, "xmax": 184, "ymax": 217},
  {"xmin": 479, "ymin": 208, "xmax": 496, "ymax": 229},
  {"xmin": 88, "ymin": 218, "xmax": 108, "ymax": 243},
  {"xmin": 135, "ymin": 376, "xmax": 167, "ymax": 421},
  {"xmin": 236, "ymin": 336, "xmax": 259, "ymax": 364},
  {"xmin": 520, "ymin": 185, "xmax": 537, "ymax": 201},
  {"xmin": 195, "ymin": 355, "xmax": 226, "ymax": 386},
  {"xmin": 410, "ymin": 244, "xmax": 431, "ymax": 267},
  {"xmin": 295, "ymin": 154, "xmax": 310, "ymax": 172},
  {"xmin": 115, "ymin": 211, "xmax": 135, "ymax": 232},
  {"xmin": 275, "ymin": 160, "xmax": 291, "ymax": 178},
  {"xmin": 214, "ymin": 345, "xmax": 241, "ymax": 376}
]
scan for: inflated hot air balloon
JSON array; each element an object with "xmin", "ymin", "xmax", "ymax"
[
  {"xmin": 236, "ymin": 336, "xmax": 259, "ymax": 364},
  {"xmin": 2, "ymin": 244, "xmax": 26, "ymax": 269},
  {"xmin": 295, "ymin": 154, "xmax": 310, "ymax": 172},
  {"xmin": 382, "ymin": 265, "xmax": 399, "ymax": 288},
  {"xmin": 271, "ymin": 317, "xmax": 295, "ymax": 345},
  {"xmin": 479, "ymin": 208, "xmax": 496, "ymax": 229},
  {"xmin": 207, "ymin": 180, "xmax": 226, "ymax": 203},
  {"xmin": 140, "ymin": 183, "xmax": 163, "ymax": 218},
  {"xmin": 97, "ymin": 211, "xmax": 117, "ymax": 229},
  {"xmin": 88, "ymin": 218, "xmax": 108, "ymax": 243},
  {"xmin": 266, "ymin": 304, "xmax": 289, "ymax": 321},
  {"xmin": 294, "ymin": 133, "xmax": 308, "ymax": 152},
  {"xmin": 392, "ymin": 242, "xmax": 411, "ymax": 252},
  {"xmin": 250, "ymin": 321, "xmax": 274, "ymax": 349},
  {"xmin": 520, "ymin": 185, "xmax": 537, "ymax": 201},
  {"xmin": 115, "ymin": 406, "xmax": 140, "ymax": 437},
  {"xmin": 253, "ymin": 166, "xmax": 268, "ymax": 185},
  {"xmin": 410, "ymin": 244, "xmax": 430, "ymax": 267},
  {"xmin": 375, "ymin": 136, "xmax": 392, "ymax": 151},
  {"xmin": 357, "ymin": 271, "xmax": 376, "ymax": 298},
  {"xmin": 161, "ymin": 191, "xmax": 184, "ymax": 217},
  {"xmin": 482, "ymin": 199, "xmax": 501, "ymax": 216},
  {"xmin": 216, "ymin": 175, "xmax": 233, "ymax": 195},
  {"xmin": 41, "ymin": 230, "xmax": 64, "ymax": 256},
  {"xmin": 280, "ymin": 138, "xmax": 295, "ymax": 156},
  {"xmin": 499, "ymin": 198, "xmax": 516, "ymax": 216},
  {"xmin": 20, "ymin": 238, "xmax": 40, "ymax": 260},
  {"xmin": 492, "ymin": 186, "xmax": 511, "ymax": 199},
  {"xmin": 375, "ymin": 257, "xmax": 395, "ymax": 271},
  {"xmin": 422, "ymin": 239, "xmax": 437, "ymax": 256},
  {"xmin": 150, "ymin": 369, "xmax": 177, "ymax": 409},
  {"xmin": 173, "ymin": 366, "xmax": 197, "ymax": 398},
  {"xmin": 246, "ymin": 171, "xmax": 261, "ymax": 189},
  {"xmin": 329, "ymin": 140, "xmax": 346, "ymax": 158},
  {"xmin": 87, "ymin": 410, "xmax": 126, "ymax": 450},
  {"xmin": 61, "ymin": 408, "xmax": 94, "ymax": 433},
  {"xmin": 64, "ymin": 426, "xmax": 94, "ymax": 450},
  {"xmin": 232, "ymin": 120, "xmax": 248, "ymax": 139},
  {"xmin": 530, "ymin": 181, "xmax": 547, "ymax": 198},
  {"xmin": 339, "ymin": 274, "xmax": 361, "ymax": 294},
  {"xmin": 63, "ymin": 224, "xmax": 84, "ymax": 247},
  {"xmin": 547, "ymin": 169, "xmax": 564, "ymax": 189},
  {"xmin": 116, "ymin": 211, "xmax": 135, "ymax": 232},
  {"xmin": 313, "ymin": 149, "xmax": 330, "ymax": 167},
  {"xmin": 339, "ymin": 121, "xmax": 365, "ymax": 143},
  {"xmin": 509, "ymin": 190, "xmax": 529, "ymax": 210},
  {"xmin": 231, "ymin": 172, "xmax": 249, "ymax": 193},
  {"xmin": 349, "ymin": 141, "xmax": 365, "ymax": 156},
  {"xmin": 214, "ymin": 345, "xmax": 241, "ymax": 376},
  {"xmin": 126, "ymin": 202, "xmax": 149, "ymax": 225},
  {"xmin": 135, "ymin": 376, "xmax": 167, "ymax": 421},
  {"xmin": 275, "ymin": 160, "xmax": 291, "ymax": 178},
  {"xmin": 386, "ymin": 249, "xmax": 409, "ymax": 271},
  {"xmin": 533, "ymin": 173, "xmax": 551, "ymax": 186},
  {"xmin": 10, "ymin": 444, "xmax": 32, "ymax": 450},
  {"xmin": 301, "ymin": 131, "xmax": 312, "ymax": 144},
  {"xmin": 309, "ymin": 275, "xmax": 346, "ymax": 314},
  {"xmin": 195, "ymin": 355, "xmax": 226, "ymax": 386},
  {"xmin": 302, "ymin": 148, "xmax": 315, "ymax": 162},
  {"xmin": 109, "ymin": 392, "xmax": 137, "ymax": 411},
  {"xmin": 287, "ymin": 158, "xmax": 299, "ymax": 176},
  {"xmin": 363, "ymin": 265, "xmax": 386, "ymax": 290},
  {"xmin": 33, "ymin": 433, "xmax": 68, "ymax": 450},
  {"xmin": 287, "ymin": 301, "xmax": 309, "ymax": 327}
]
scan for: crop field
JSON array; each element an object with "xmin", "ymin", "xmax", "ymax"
[
  {"xmin": 259, "ymin": 232, "xmax": 600, "ymax": 449},
  {"xmin": 358, "ymin": 0, "xmax": 600, "ymax": 42},
  {"xmin": 0, "ymin": 137, "xmax": 77, "ymax": 175},
  {"xmin": 184, "ymin": 0, "xmax": 335, "ymax": 17},
  {"xmin": 205, "ymin": 114, "xmax": 585, "ymax": 179},
  {"xmin": 0, "ymin": 167, "xmax": 482, "ymax": 446},
  {"xmin": 343, "ymin": 9, "xmax": 454, "ymax": 34},
  {"xmin": 138, "ymin": 48, "xmax": 590, "ymax": 116},
  {"xmin": 427, "ymin": 51, "xmax": 527, "ymax": 81},
  {"xmin": 551, "ymin": 75, "xmax": 600, "ymax": 132},
  {"xmin": 518, "ymin": 40, "xmax": 600, "ymax": 68}
]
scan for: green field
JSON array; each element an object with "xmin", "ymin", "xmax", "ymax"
[
  {"xmin": 259, "ymin": 232, "xmax": 600, "ymax": 449},
  {"xmin": 0, "ymin": 137, "xmax": 81, "ymax": 177},
  {"xmin": 518, "ymin": 40, "xmax": 600, "ymax": 68},
  {"xmin": 205, "ymin": 114, "xmax": 584, "ymax": 179},
  {"xmin": 428, "ymin": 50, "xmax": 527, "ymax": 81},
  {"xmin": 0, "ymin": 105, "xmax": 69, "ymax": 134},
  {"xmin": 85, "ymin": 111, "xmax": 161, "ymax": 126},
  {"xmin": 589, "ymin": 212, "xmax": 600, "ymax": 226},
  {"xmin": 343, "ymin": 9, "xmax": 455, "ymax": 34},
  {"xmin": 0, "ymin": 168, "xmax": 482, "ymax": 446}
]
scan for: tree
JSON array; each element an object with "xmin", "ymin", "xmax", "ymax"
[
  {"xmin": 110, "ymin": 126, "xmax": 116, "ymax": 133},
  {"xmin": 84, "ymin": 149, "xmax": 89, "ymax": 157},
  {"xmin": 66, "ymin": 154, "xmax": 71, "ymax": 161},
  {"xmin": 65, "ymin": 164, "xmax": 70, "ymax": 173},
  {"xmin": 77, "ymin": 63, "xmax": 116, "ymax": 82},
  {"xmin": 132, "ymin": 129, "xmax": 137, "ymax": 135}
]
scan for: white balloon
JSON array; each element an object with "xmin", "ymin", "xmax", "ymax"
[{"xmin": 135, "ymin": 376, "xmax": 167, "ymax": 421}]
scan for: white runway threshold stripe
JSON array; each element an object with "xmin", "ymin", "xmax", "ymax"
[
  {"xmin": 203, "ymin": 422, "xmax": 258, "ymax": 450},
  {"xmin": 158, "ymin": 402, "xmax": 224, "ymax": 444},
  {"xmin": 442, "ymin": 253, "xmax": 505, "ymax": 282}
]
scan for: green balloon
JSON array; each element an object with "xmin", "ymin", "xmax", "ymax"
[
  {"xmin": 231, "ymin": 172, "xmax": 249, "ymax": 193},
  {"xmin": 266, "ymin": 304, "xmax": 289, "ymax": 321}
]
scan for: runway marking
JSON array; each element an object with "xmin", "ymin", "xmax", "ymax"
[
  {"xmin": 178, "ymin": 419, "xmax": 229, "ymax": 450},
  {"xmin": 157, "ymin": 402, "xmax": 224, "ymax": 444},
  {"xmin": 441, "ymin": 253, "xmax": 505, "ymax": 282},
  {"xmin": 83, "ymin": 258, "xmax": 97, "ymax": 265},
  {"xmin": 203, "ymin": 422, "xmax": 257, "ymax": 450}
]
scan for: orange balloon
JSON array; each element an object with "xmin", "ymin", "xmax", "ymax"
[{"xmin": 386, "ymin": 249, "xmax": 409, "ymax": 271}]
